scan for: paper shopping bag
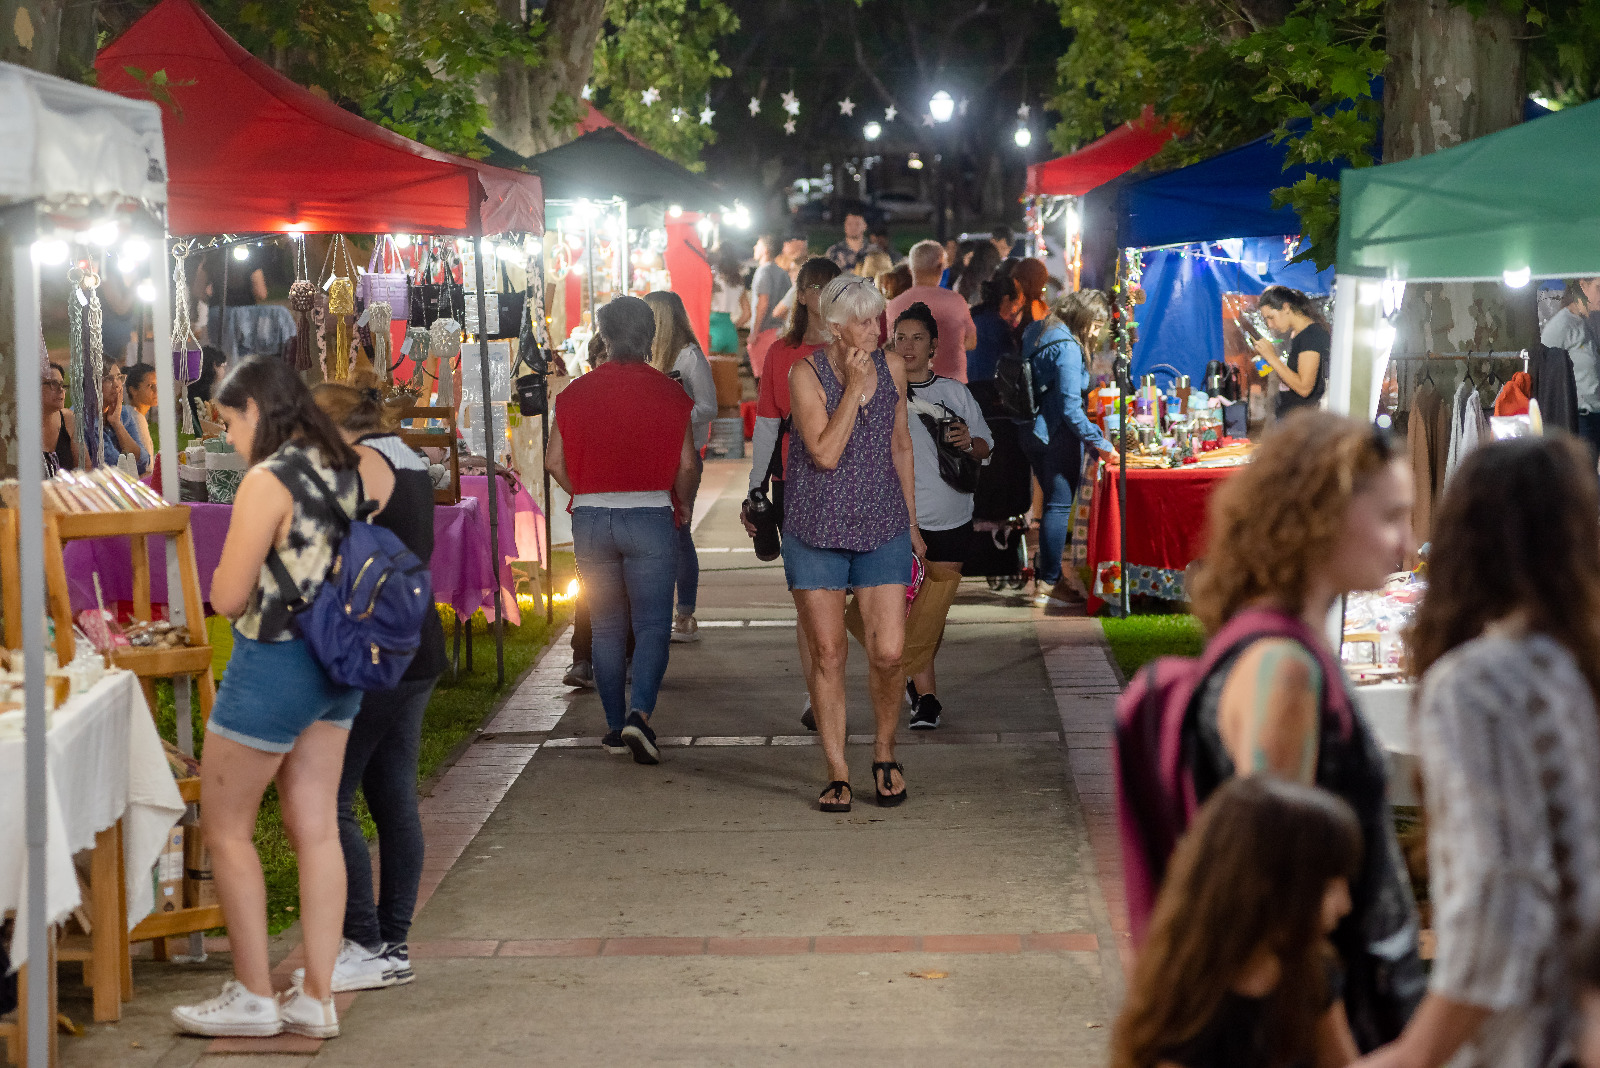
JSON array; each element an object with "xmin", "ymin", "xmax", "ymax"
[{"xmin": 843, "ymin": 561, "xmax": 962, "ymax": 677}]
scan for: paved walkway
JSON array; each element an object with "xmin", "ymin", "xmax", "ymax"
[{"xmin": 56, "ymin": 459, "xmax": 1129, "ymax": 1068}]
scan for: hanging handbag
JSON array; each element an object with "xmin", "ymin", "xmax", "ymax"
[
  {"xmin": 490, "ymin": 258, "xmax": 525, "ymax": 340},
  {"xmin": 357, "ymin": 235, "xmax": 410, "ymax": 321},
  {"xmin": 410, "ymin": 240, "xmax": 465, "ymax": 327},
  {"xmin": 909, "ymin": 388, "xmax": 981, "ymax": 494}
]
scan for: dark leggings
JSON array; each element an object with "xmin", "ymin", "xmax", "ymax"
[{"xmin": 338, "ymin": 676, "xmax": 437, "ymax": 950}]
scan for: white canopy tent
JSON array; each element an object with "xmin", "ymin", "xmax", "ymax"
[{"xmin": 0, "ymin": 61, "xmax": 168, "ymax": 1068}]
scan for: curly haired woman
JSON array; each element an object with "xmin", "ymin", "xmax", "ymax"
[{"xmin": 1176, "ymin": 410, "xmax": 1426, "ymax": 1052}]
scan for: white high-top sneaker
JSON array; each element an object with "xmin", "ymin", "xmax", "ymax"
[
  {"xmin": 292, "ymin": 938, "xmax": 394, "ymax": 992},
  {"xmin": 171, "ymin": 980, "xmax": 282, "ymax": 1037},
  {"xmin": 278, "ymin": 985, "xmax": 340, "ymax": 1039}
]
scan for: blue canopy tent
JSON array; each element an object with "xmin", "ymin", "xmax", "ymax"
[{"xmin": 1118, "ymin": 122, "xmax": 1339, "ymax": 384}]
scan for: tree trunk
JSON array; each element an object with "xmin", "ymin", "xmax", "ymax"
[
  {"xmin": 483, "ymin": 0, "xmax": 608, "ymax": 157},
  {"xmin": 1384, "ymin": 0, "xmax": 1531, "ymax": 361},
  {"xmin": 1383, "ymin": 0, "xmax": 1525, "ymax": 161}
]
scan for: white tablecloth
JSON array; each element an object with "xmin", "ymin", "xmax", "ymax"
[
  {"xmin": 0, "ymin": 669, "xmax": 186, "ymax": 968},
  {"xmin": 1354, "ymin": 680, "xmax": 1419, "ymax": 806}
]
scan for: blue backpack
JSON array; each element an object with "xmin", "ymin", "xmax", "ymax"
[{"xmin": 267, "ymin": 455, "xmax": 433, "ymax": 691}]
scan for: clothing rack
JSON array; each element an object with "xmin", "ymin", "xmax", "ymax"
[{"xmin": 1388, "ymin": 351, "xmax": 1529, "ymax": 416}]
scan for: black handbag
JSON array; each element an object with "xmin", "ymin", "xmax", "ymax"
[
  {"xmin": 909, "ymin": 384, "xmax": 981, "ymax": 494},
  {"xmin": 409, "ymin": 240, "xmax": 465, "ymax": 326}
]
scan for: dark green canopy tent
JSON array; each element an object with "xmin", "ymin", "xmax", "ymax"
[
  {"xmin": 1337, "ymin": 102, "xmax": 1580, "ymax": 282},
  {"xmin": 488, "ymin": 127, "xmax": 728, "ymax": 214}
]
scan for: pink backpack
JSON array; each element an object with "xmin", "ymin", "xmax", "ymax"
[{"xmin": 1113, "ymin": 607, "xmax": 1353, "ymax": 943}]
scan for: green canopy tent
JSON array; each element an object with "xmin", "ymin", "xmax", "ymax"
[{"xmin": 1327, "ymin": 100, "xmax": 1579, "ymax": 418}]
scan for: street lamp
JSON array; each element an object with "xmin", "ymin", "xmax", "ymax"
[
  {"xmin": 1014, "ymin": 126, "xmax": 1032, "ymax": 148},
  {"xmin": 863, "ymin": 120, "xmax": 882, "ymax": 141},
  {"xmin": 927, "ymin": 91, "xmax": 956, "ymax": 242},
  {"xmin": 928, "ymin": 90, "xmax": 954, "ymax": 124}
]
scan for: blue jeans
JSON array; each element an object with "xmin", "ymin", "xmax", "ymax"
[
  {"xmin": 1020, "ymin": 430, "xmax": 1084, "ymax": 586},
  {"xmin": 338, "ymin": 676, "xmax": 436, "ymax": 949},
  {"xmin": 676, "ymin": 522, "xmax": 699, "ymax": 614},
  {"xmin": 572, "ymin": 507, "xmax": 678, "ymax": 731}
]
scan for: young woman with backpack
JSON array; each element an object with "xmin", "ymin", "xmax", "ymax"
[
  {"xmin": 297, "ymin": 377, "xmax": 447, "ymax": 996},
  {"xmin": 1158, "ymin": 410, "xmax": 1426, "ymax": 1051},
  {"xmin": 1355, "ymin": 436, "xmax": 1600, "ymax": 1068},
  {"xmin": 172, "ymin": 357, "xmax": 364, "ymax": 1040},
  {"xmin": 1114, "ymin": 776, "xmax": 1363, "ymax": 1068}
]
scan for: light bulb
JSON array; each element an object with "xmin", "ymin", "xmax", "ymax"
[
  {"xmin": 669, "ymin": 205, "xmax": 684, "ymax": 218},
  {"xmin": 1502, "ymin": 266, "xmax": 1531, "ymax": 288},
  {"xmin": 136, "ymin": 279, "xmax": 157, "ymax": 303},
  {"xmin": 86, "ymin": 221, "xmax": 120, "ymax": 247},
  {"xmin": 1014, "ymin": 126, "xmax": 1032, "ymax": 148},
  {"xmin": 565, "ymin": 579, "xmax": 580, "ymax": 598},
  {"xmin": 394, "ymin": 233, "xmax": 412, "ymax": 248},
  {"xmin": 31, "ymin": 239, "xmax": 69, "ymax": 265},
  {"xmin": 232, "ymin": 245, "xmax": 249, "ymax": 261},
  {"xmin": 929, "ymin": 91, "xmax": 954, "ymax": 123},
  {"xmin": 863, "ymin": 121, "xmax": 882, "ymax": 141},
  {"xmin": 120, "ymin": 238, "xmax": 151, "ymax": 262}
]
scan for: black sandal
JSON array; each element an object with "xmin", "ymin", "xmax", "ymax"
[
  {"xmin": 819, "ymin": 781, "xmax": 852, "ymax": 813},
  {"xmin": 872, "ymin": 762, "xmax": 907, "ymax": 807}
]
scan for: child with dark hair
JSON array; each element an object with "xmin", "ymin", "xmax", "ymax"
[
  {"xmin": 1114, "ymin": 776, "xmax": 1363, "ymax": 1068},
  {"xmin": 171, "ymin": 356, "xmax": 363, "ymax": 1040}
]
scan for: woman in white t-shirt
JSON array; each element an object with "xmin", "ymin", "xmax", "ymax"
[
  {"xmin": 892, "ymin": 301, "xmax": 991, "ymax": 731},
  {"xmin": 646, "ymin": 291, "xmax": 718, "ymax": 643}
]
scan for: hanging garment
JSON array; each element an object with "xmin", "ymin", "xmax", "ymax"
[
  {"xmin": 1407, "ymin": 382, "xmax": 1443, "ymax": 548},
  {"xmin": 1444, "ymin": 381, "xmax": 1489, "ymax": 485},
  {"xmin": 1494, "ymin": 371, "xmax": 1532, "ymax": 416},
  {"xmin": 1530, "ymin": 343, "xmax": 1580, "ymax": 434}
]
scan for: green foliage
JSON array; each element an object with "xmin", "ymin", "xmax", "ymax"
[
  {"xmin": 1100, "ymin": 614, "xmax": 1205, "ymax": 679},
  {"xmin": 120, "ymin": 64, "xmax": 197, "ymax": 118},
  {"xmin": 588, "ymin": 0, "xmax": 738, "ymax": 168},
  {"xmin": 205, "ymin": 0, "xmax": 544, "ymax": 158}
]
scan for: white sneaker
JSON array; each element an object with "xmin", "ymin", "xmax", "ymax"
[
  {"xmin": 278, "ymin": 986, "xmax": 340, "ymax": 1039},
  {"xmin": 171, "ymin": 979, "xmax": 282, "ymax": 1037},
  {"xmin": 292, "ymin": 938, "xmax": 395, "ymax": 993},
  {"xmin": 670, "ymin": 614, "xmax": 701, "ymax": 643}
]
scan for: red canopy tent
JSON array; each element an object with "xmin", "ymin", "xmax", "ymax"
[
  {"xmin": 95, "ymin": 0, "xmax": 542, "ymax": 237},
  {"xmin": 1024, "ymin": 109, "xmax": 1182, "ymax": 197}
]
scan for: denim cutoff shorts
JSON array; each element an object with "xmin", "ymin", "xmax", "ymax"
[
  {"xmin": 782, "ymin": 529, "xmax": 913, "ymax": 591},
  {"xmin": 207, "ymin": 630, "xmax": 362, "ymax": 753}
]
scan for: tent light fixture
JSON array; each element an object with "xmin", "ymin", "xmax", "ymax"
[
  {"xmin": 1502, "ymin": 266, "xmax": 1531, "ymax": 288},
  {"xmin": 669, "ymin": 204, "xmax": 684, "ymax": 218},
  {"xmin": 31, "ymin": 238, "xmax": 69, "ymax": 265},
  {"xmin": 136, "ymin": 279, "xmax": 157, "ymax": 303},
  {"xmin": 120, "ymin": 238, "xmax": 151, "ymax": 262},
  {"xmin": 1013, "ymin": 126, "xmax": 1032, "ymax": 148},
  {"xmin": 86, "ymin": 221, "xmax": 120, "ymax": 247},
  {"xmin": 232, "ymin": 245, "xmax": 249, "ymax": 261}
]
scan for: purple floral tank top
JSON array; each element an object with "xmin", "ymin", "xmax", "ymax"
[{"xmin": 784, "ymin": 347, "xmax": 909, "ymax": 551}]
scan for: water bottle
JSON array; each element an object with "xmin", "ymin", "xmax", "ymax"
[{"xmin": 746, "ymin": 489, "xmax": 781, "ymax": 561}]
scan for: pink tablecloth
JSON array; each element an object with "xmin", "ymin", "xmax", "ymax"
[
  {"xmin": 63, "ymin": 498, "xmax": 499, "ymax": 623},
  {"xmin": 458, "ymin": 474, "xmax": 546, "ymax": 626}
]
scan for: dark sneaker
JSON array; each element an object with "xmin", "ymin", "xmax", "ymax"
[
  {"xmin": 621, "ymin": 712, "xmax": 659, "ymax": 765},
  {"xmin": 601, "ymin": 730, "xmax": 628, "ymax": 754},
  {"xmin": 380, "ymin": 942, "xmax": 414, "ymax": 986},
  {"xmin": 909, "ymin": 694, "xmax": 942, "ymax": 730},
  {"xmin": 563, "ymin": 660, "xmax": 595, "ymax": 689}
]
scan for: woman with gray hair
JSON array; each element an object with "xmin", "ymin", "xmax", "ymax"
[
  {"xmin": 547, "ymin": 295, "xmax": 702, "ymax": 765},
  {"xmin": 785, "ymin": 274, "xmax": 923, "ymax": 812}
]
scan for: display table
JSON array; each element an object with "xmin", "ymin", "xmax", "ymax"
[
  {"xmin": 61, "ymin": 498, "xmax": 504, "ymax": 623},
  {"xmin": 458, "ymin": 474, "xmax": 546, "ymax": 627},
  {"xmin": 0, "ymin": 669, "xmax": 185, "ymax": 967},
  {"xmin": 1085, "ymin": 465, "xmax": 1240, "ymax": 613},
  {"xmin": 1353, "ymin": 681, "xmax": 1419, "ymax": 807}
]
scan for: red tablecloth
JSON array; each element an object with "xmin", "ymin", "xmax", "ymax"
[
  {"xmin": 63, "ymin": 498, "xmax": 498, "ymax": 623},
  {"xmin": 1085, "ymin": 465, "xmax": 1238, "ymax": 613}
]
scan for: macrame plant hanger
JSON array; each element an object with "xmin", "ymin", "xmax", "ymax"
[
  {"xmin": 287, "ymin": 235, "xmax": 318, "ymax": 374},
  {"xmin": 429, "ymin": 314, "xmax": 462, "ymax": 408},
  {"xmin": 66, "ymin": 265, "xmax": 106, "ymax": 468},
  {"xmin": 170, "ymin": 248, "xmax": 201, "ymax": 435},
  {"xmin": 322, "ymin": 235, "xmax": 357, "ymax": 383}
]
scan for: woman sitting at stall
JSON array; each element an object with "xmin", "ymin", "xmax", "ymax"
[
  {"xmin": 41, "ymin": 361, "xmax": 78, "ymax": 477},
  {"xmin": 171, "ymin": 356, "xmax": 362, "ymax": 1040}
]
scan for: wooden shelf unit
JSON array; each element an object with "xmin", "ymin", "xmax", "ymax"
[{"xmin": 398, "ymin": 405, "xmax": 461, "ymax": 504}]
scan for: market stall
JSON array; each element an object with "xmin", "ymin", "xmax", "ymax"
[
  {"xmin": 0, "ymin": 59, "xmax": 172, "ymax": 1067},
  {"xmin": 96, "ymin": 0, "xmax": 547, "ymax": 676}
]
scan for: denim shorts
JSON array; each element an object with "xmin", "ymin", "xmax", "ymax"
[
  {"xmin": 208, "ymin": 630, "xmax": 362, "ymax": 753},
  {"xmin": 782, "ymin": 529, "xmax": 913, "ymax": 591}
]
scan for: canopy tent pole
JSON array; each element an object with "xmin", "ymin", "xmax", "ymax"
[
  {"xmin": 473, "ymin": 235, "xmax": 505, "ymax": 685},
  {"xmin": 11, "ymin": 207, "xmax": 51, "ymax": 1068},
  {"xmin": 1326, "ymin": 274, "xmax": 1360, "ymax": 417}
]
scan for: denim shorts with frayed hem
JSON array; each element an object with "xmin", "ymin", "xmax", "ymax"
[
  {"xmin": 207, "ymin": 630, "xmax": 362, "ymax": 753},
  {"xmin": 782, "ymin": 529, "xmax": 913, "ymax": 591}
]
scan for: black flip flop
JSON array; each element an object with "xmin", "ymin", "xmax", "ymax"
[
  {"xmin": 872, "ymin": 762, "xmax": 907, "ymax": 807},
  {"xmin": 818, "ymin": 781, "xmax": 852, "ymax": 813}
]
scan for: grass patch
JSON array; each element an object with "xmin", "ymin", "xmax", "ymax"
[
  {"xmin": 1100, "ymin": 614, "xmax": 1205, "ymax": 680},
  {"xmin": 156, "ymin": 598, "xmax": 572, "ymax": 935}
]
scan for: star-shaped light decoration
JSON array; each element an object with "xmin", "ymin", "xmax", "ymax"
[
  {"xmin": 641, "ymin": 86, "xmax": 661, "ymax": 106},
  {"xmin": 884, "ymin": 105, "xmax": 898, "ymax": 122},
  {"xmin": 838, "ymin": 97, "xmax": 855, "ymax": 116},
  {"xmin": 1017, "ymin": 103, "xmax": 1031, "ymax": 120},
  {"xmin": 700, "ymin": 105, "xmax": 715, "ymax": 125},
  {"xmin": 783, "ymin": 117, "xmax": 797, "ymax": 135},
  {"xmin": 781, "ymin": 90, "xmax": 800, "ymax": 116},
  {"xmin": 581, "ymin": 84, "xmax": 592, "ymax": 100},
  {"xmin": 748, "ymin": 96, "xmax": 761, "ymax": 117}
]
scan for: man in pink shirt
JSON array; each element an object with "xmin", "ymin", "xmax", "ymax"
[{"xmin": 884, "ymin": 240, "xmax": 978, "ymax": 382}]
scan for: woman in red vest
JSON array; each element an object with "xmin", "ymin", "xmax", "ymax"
[{"xmin": 547, "ymin": 296, "xmax": 700, "ymax": 765}]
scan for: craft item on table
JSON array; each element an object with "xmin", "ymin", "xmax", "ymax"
[
  {"xmin": 204, "ymin": 443, "xmax": 246, "ymax": 504},
  {"xmin": 430, "ymin": 318, "xmax": 462, "ymax": 407},
  {"xmin": 44, "ymin": 466, "xmax": 168, "ymax": 513},
  {"xmin": 124, "ymin": 620, "xmax": 189, "ymax": 650},
  {"xmin": 161, "ymin": 739, "xmax": 202, "ymax": 780},
  {"xmin": 287, "ymin": 236, "xmax": 318, "ymax": 374}
]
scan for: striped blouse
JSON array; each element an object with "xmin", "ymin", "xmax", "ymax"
[{"xmin": 1417, "ymin": 631, "xmax": 1600, "ymax": 1068}]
